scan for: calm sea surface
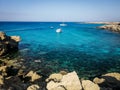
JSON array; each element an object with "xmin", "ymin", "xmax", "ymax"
[{"xmin": 0, "ymin": 22, "xmax": 120, "ymax": 78}]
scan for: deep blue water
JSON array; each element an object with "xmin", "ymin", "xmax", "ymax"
[{"xmin": 0, "ymin": 22, "xmax": 120, "ymax": 78}]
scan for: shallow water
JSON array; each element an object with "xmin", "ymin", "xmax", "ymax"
[{"xmin": 1, "ymin": 22, "xmax": 120, "ymax": 78}]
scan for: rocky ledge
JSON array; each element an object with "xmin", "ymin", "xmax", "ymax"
[
  {"xmin": 97, "ymin": 22, "xmax": 120, "ymax": 33},
  {"xmin": 0, "ymin": 31, "xmax": 20, "ymax": 56}
]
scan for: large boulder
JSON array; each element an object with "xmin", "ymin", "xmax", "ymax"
[
  {"xmin": 0, "ymin": 31, "xmax": 20, "ymax": 56},
  {"xmin": 46, "ymin": 71, "xmax": 82, "ymax": 90},
  {"xmin": 82, "ymin": 80, "xmax": 100, "ymax": 90}
]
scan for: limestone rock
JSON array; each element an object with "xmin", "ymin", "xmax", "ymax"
[
  {"xmin": 0, "ymin": 75, "xmax": 4, "ymax": 85},
  {"xmin": 46, "ymin": 73, "xmax": 63, "ymax": 82},
  {"xmin": 10, "ymin": 36, "xmax": 21, "ymax": 42},
  {"xmin": 0, "ymin": 32, "xmax": 6, "ymax": 40},
  {"xmin": 27, "ymin": 84, "xmax": 40, "ymax": 90},
  {"xmin": 103, "ymin": 72, "xmax": 120, "ymax": 80},
  {"xmin": 47, "ymin": 71, "xmax": 82, "ymax": 90},
  {"xmin": 82, "ymin": 80, "xmax": 100, "ymax": 90},
  {"xmin": 0, "ymin": 66, "xmax": 7, "ymax": 72},
  {"xmin": 47, "ymin": 81, "xmax": 65, "ymax": 90},
  {"xmin": 0, "ymin": 31, "xmax": 21, "ymax": 56},
  {"xmin": 26, "ymin": 71, "xmax": 41, "ymax": 82},
  {"xmin": 93, "ymin": 73, "xmax": 120, "ymax": 89},
  {"xmin": 0, "ymin": 66, "xmax": 7, "ymax": 76},
  {"xmin": 93, "ymin": 77, "xmax": 105, "ymax": 84}
]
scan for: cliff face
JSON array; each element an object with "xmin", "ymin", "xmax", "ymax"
[{"xmin": 0, "ymin": 31, "xmax": 21, "ymax": 56}]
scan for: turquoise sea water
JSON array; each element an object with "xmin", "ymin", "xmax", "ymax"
[{"xmin": 0, "ymin": 22, "xmax": 120, "ymax": 78}]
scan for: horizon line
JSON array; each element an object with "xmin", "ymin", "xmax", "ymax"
[{"xmin": 0, "ymin": 20, "xmax": 119, "ymax": 22}]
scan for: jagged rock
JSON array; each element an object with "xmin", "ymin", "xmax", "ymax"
[
  {"xmin": 10, "ymin": 36, "xmax": 21, "ymax": 42},
  {"xmin": 0, "ymin": 31, "xmax": 20, "ymax": 56},
  {"xmin": 0, "ymin": 66, "xmax": 7, "ymax": 72},
  {"xmin": 46, "ymin": 73, "xmax": 63, "ymax": 82},
  {"xmin": 0, "ymin": 32, "xmax": 6, "ymax": 40},
  {"xmin": 47, "ymin": 71, "xmax": 82, "ymax": 90},
  {"xmin": 26, "ymin": 71, "xmax": 41, "ymax": 82},
  {"xmin": 82, "ymin": 80, "xmax": 100, "ymax": 90},
  {"xmin": 93, "ymin": 73, "xmax": 120, "ymax": 89},
  {"xmin": 0, "ymin": 66, "xmax": 7, "ymax": 76},
  {"xmin": 27, "ymin": 84, "xmax": 40, "ymax": 90}
]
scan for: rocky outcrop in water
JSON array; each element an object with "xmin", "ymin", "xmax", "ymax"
[
  {"xmin": 99, "ymin": 24, "xmax": 120, "ymax": 32},
  {"xmin": 97, "ymin": 22, "xmax": 120, "ymax": 33},
  {"xmin": 0, "ymin": 31, "xmax": 20, "ymax": 56}
]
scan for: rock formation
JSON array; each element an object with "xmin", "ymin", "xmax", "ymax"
[
  {"xmin": 46, "ymin": 71, "xmax": 82, "ymax": 90},
  {"xmin": 99, "ymin": 24, "xmax": 120, "ymax": 32},
  {"xmin": 97, "ymin": 22, "xmax": 120, "ymax": 33},
  {"xmin": 0, "ymin": 31, "xmax": 20, "ymax": 56},
  {"xmin": 27, "ymin": 84, "xmax": 40, "ymax": 90},
  {"xmin": 93, "ymin": 73, "xmax": 120, "ymax": 90},
  {"xmin": 25, "ymin": 70, "xmax": 41, "ymax": 82},
  {"xmin": 82, "ymin": 80, "xmax": 100, "ymax": 90},
  {"xmin": 46, "ymin": 71, "xmax": 120, "ymax": 90}
]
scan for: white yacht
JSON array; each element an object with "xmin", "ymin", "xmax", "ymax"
[
  {"xmin": 60, "ymin": 23, "xmax": 67, "ymax": 26},
  {"xmin": 56, "ymin": 28, "xmax": 62, "ymax": 33}
]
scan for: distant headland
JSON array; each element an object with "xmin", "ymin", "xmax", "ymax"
[{"xmin": 87, "ymin": 22, "xmax": 120, "ymax": 33}]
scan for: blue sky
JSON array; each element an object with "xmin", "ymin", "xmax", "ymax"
[{"xmin": 0, "ymin": 0, "xmax": 120, "ymax": 21}]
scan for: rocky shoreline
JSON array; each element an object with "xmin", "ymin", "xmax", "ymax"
[
  {"xmin": 98, "ymin": 24, "xmax": 120, "ymax": 33},
  {"xmin": 88, "ymin": 22, "xmax": 120, "ymax": 33},
  {"xmin": 0, "ymin": 32, "xmax": 120, "ymax": 90}
]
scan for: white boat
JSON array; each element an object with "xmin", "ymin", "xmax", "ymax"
[
  {"xmin": 60, "ymin": 23, "xmax": 67, "ymax": 26},
  {"xmin": 56, "ymin": 28, "xmax": 62, "ymax": 33}
]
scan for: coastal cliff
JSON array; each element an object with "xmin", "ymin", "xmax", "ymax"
[{"xmin": 0, "ymin": 31, "xmax": 20, "ymax": 56}]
